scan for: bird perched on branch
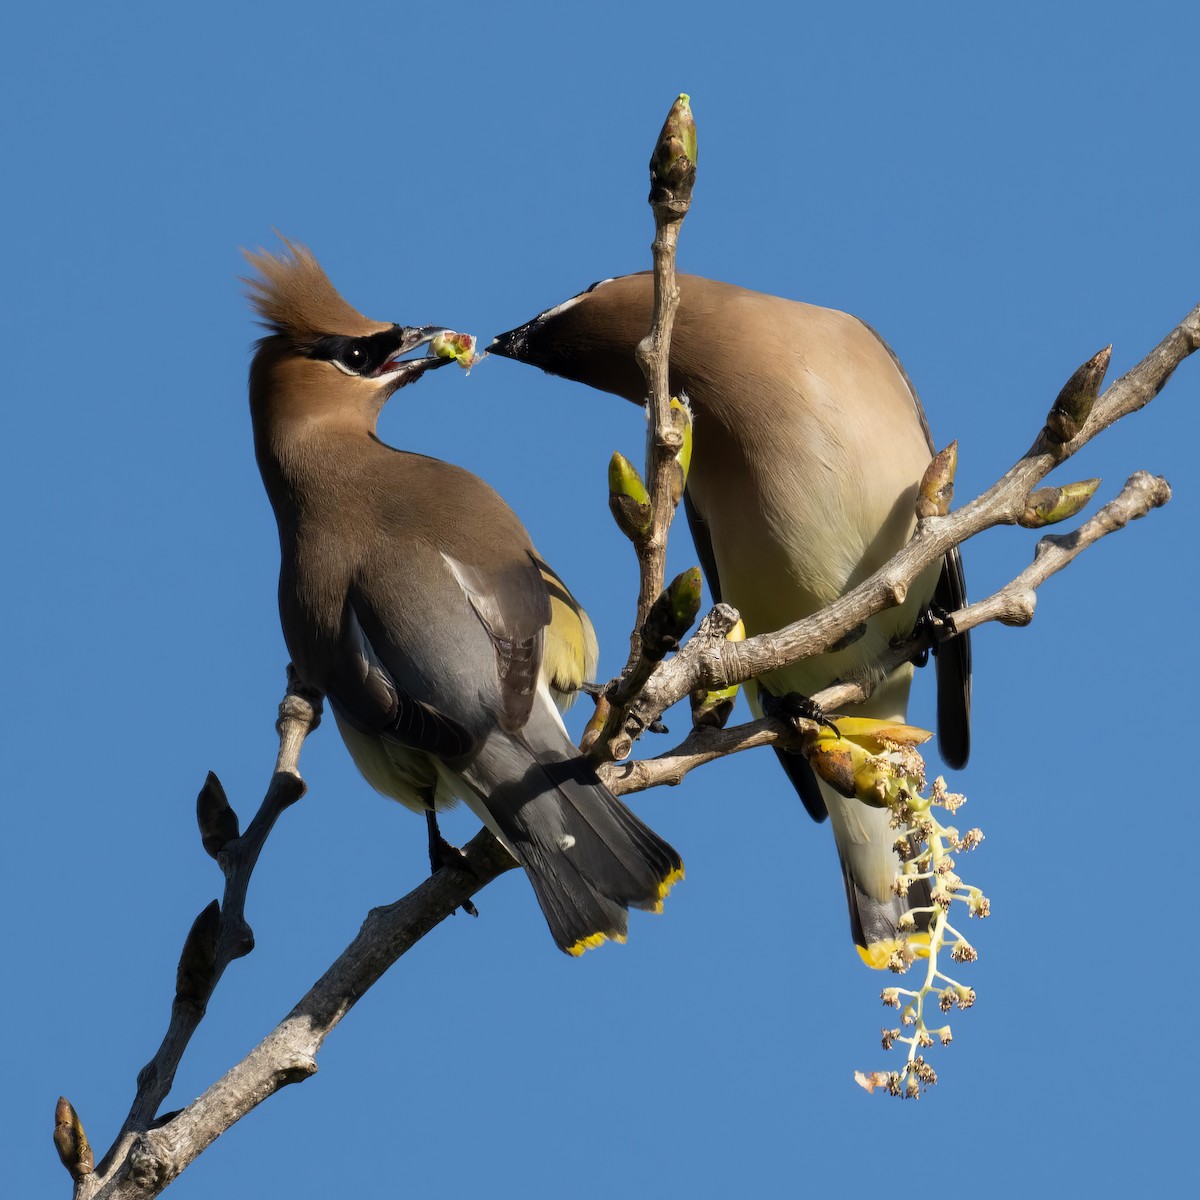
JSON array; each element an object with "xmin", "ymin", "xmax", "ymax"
[
  {"xmin": 244, "ymin": 242, "xmax": 682, "ymax": 955},
  {"xmin": 491, "ymin": 273, "xmax": 970, "ymax": 966}
]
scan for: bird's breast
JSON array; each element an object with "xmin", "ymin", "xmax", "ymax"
[{"xmin": 684, "ymin": 382, "xmax": 935, "ymax": 692}]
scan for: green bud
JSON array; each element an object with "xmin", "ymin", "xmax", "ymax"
[
  {"xmin": 668, "ymin": 397, "xmax": 694, "ymax": 504},
  {"xmin": 1019, "ymin": 478, "xmax": 1101, "ymax": 527},
  {"xmin": 1046, "ymin": 345, "xmax": 1111, "ymax": 443},
  {"xmin": 916, "ymin": 441, "xmax": 957, "ymax": 518},
  {"xmin": 53, "ymin": 1096, "xmax": 94, "ymax": 1181},
  {"xmin": 649, "ymin": 93, "xmax": 697, "ymax": 209},
  {"xmin": 608, "ymin": 451, "xmax": 652, "ymax": 538},
  {"xmin": 608, "ymin": 451, "xmax": 649, "ymax": 504},
  {"xmin": 643, "ymin": 567, "xmax": 703, "ymax": 661},
  {"xmin": 667, "ymin": 565, "xmax": 703, "ymax": 627}
]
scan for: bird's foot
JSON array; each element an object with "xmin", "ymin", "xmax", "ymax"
[
  {"xmin": 426, "ymin": 810, "xmax": 479, "ymax": 918},
  {"xmin": 911, "ymin": 603, "xmax": 960, "ymax": 667},
  {"xmin": 761, "ymin": 690, "xmax": 841, "ymax": 738}
]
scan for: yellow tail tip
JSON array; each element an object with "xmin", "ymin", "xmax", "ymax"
[
  {"xmin": 566, "ymin": 930, "xmax": 628, "ymax": 957},
  {"xmin": 856, "ymin": 933, "xmax": 932, "ymax": 971},
  {"xmin": 646, "ymin": 864, "xmax": 686, "ymax": 913},
  {"xmin": 657, "ymin": 864, "xmax": 686, "ymax": 902},
  {"xmin": 565, "ymin": 865, "xmax": 685, "ymax": 952}
]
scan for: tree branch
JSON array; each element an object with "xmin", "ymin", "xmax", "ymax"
[
  {"xmin": 125, "ymin": 671, "xmax": 322, "ymax": 1133},
  {"xmin": 60, "ymin": 670, "xmax": 322, "ymax": 1197},
  {"xmin": 587, "ymin": 95, "xmax": 699, "ymax": 762},
  {"xmin": 626, "ymin": 92, "xmax": 696, "ymax": 657},
  {"xmin": 80, "ymin": 831, "xmax": 515, "ymax": 1199},
  {"xmin": 599, "ymin": 469, "xmax": 1173, "ymax": 797},
  {"xmin": 60, "ymin": 670, "xmax": 518, "ymax": 1199}
]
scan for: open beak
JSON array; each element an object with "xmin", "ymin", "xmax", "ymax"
[{"xmin": 377, "ymin": 325, "xmax": 455, "ymax": 386}]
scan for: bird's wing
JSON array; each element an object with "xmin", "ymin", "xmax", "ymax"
[
  {"xmin": 855, "ymin": 315, "xmax": 972, "ymax": 768},
  {"xmin": 436, "ymin": 550, "xmax": 551, "ymax": 732},
  {"xmin": 534, "ymin": 554, "xmax": 599, "ymax": 709},
  {"xmin": 324, "ymin": 533, "xmax": 553, "ymax": 758},
  {"xmin": 326, "ymin": 597, "xmax": 479, "ymax": 760},
  {"xmin": 683, "ymin": 489, "xmax": 724, "ymax": 605},
  {"xmin": 932, "ymin": 546, "xmax": 972, "ymax": 768}
]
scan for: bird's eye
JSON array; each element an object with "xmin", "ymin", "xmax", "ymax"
[{"xmin": 337, "ymin": 343, "xmax": 370, "ymax": 373}]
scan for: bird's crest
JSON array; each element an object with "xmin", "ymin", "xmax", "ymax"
[{"xmin": 242, "ymin": 236, "xmax": 392, "ymax": 341}]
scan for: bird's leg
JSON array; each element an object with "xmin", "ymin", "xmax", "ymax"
[
  {"xmin": 911, "ymin": 603, "xmax": 960, "ymax": 668},
  {"xmin": 759, "ymin": 687, "xmax": 841, "ymax": 738},
  {"xmin": 424, "ymin": 804, "xmax": 478, "ymax": 918}
]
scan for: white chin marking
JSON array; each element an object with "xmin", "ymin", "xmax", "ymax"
[{"xmin": 558, "ymin": 834, "xmax": 576, "ymax": 851}]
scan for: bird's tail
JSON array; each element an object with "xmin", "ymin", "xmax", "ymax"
[
  {"xmin": 823, "ymin": 668, "xmax": 932, "ymax": 968},
  {"xmin": 827, "ymin": 788, "xmax": 933, "ymax": 969},
  {"xmin": 459, "ymin": 701, "xmax": 683, "ymax": 955},
  {"xmin": 757, "ymin": 675, "xmax": 931, "ymax": 967}
]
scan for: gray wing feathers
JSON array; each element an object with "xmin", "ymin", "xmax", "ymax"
[
  {"xmin": 441, "ymin": 551, "xmax": 549, "ymax": 731},
  {"xmin": 329, "ymin": 602, "xmax": 476, "ymax": 760}
]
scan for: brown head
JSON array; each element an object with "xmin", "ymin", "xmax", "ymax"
[
  {"xmin": 489, "ymin": 273, "xmax": 657, "ymax": 404},
  {"xmin": 244, "ymin": 237, "xmax": 452, "ymax": 441}
]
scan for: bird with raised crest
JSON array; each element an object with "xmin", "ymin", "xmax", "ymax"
[{"xmin": 245, "ymin": 242, "xmax": 683, "ymax": 954}]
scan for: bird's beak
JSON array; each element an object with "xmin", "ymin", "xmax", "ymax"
[
  {"xmin": 378, "ymin": 325, "xmax": 455, "ymax": 386},
  {"xmin": 488, "ymin": 324, "xmax": 527, "ymax": 361}
]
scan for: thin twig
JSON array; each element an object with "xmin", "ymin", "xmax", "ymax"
[
  {"xmin": 592, "ymin": 94, "xmax": 698, "ymax": 761},
  {"xmin": 124, "ymin": 672, "xmax": 321, "ymax": 1132},
  {"xmin": 79, "ymin": 831, "xmax": 515, "ymax": 1199},
  {"xmin": 627, "ymin": 93, "xmax": 695, "ymax": 650},
  {"xmin": 67, "ymin": 670, "xmax": 323, "ymax": 1196}
]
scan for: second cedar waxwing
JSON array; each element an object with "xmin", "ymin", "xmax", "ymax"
[
  {"xmin": 491, "ymin": 273, "xmax": 971, "ymax": 967},
  {"xmin": 245, "ymin": 244, "xmax": 682, "ymax": 955}
]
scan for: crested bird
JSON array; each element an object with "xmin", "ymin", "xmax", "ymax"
[
  {"xmin": 490, "ymin": 272, "xmax": 970, "ymax": 966},
  {"xmin": 245, "ymin": 243, "xmax": 682, "ymax": 955}
]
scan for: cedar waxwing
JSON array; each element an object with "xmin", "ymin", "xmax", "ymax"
[
  {"xmin": 245, "ymin": 244, "xmax": 682, "ymax": 955},
  {"xmin": 491, "ymin": 273, "xmax": 971, "ymax": 967}
]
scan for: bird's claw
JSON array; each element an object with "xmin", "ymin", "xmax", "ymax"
[
  {"xmin": 426, "ymin": 811, "xmax": 479, "ymax": 918},
  {"xmin": 911, "ymin": 603, "xmax": 959, "ymax": 667},
  {"xmin": 761, "ymin": 690, "xmax": 841, "ymax": 738}
]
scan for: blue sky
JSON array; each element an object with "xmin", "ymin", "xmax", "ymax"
[{"xmin": 5, "ymin": 3, "xmax": 1198, "ymax": 1196}]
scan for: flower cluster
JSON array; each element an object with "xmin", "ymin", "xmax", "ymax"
[
  {"xmin": 874, "ymin": 768, "xmax": 987, "ymax": 1096},
  {"xmin": 808, "ymin": 720, "xmax": 988, "ymax": 1098}
]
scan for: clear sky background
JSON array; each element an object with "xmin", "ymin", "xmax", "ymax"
[{"xmin": 5, "ymin": 3, "xmax": 1198, "ymax": 1196}]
